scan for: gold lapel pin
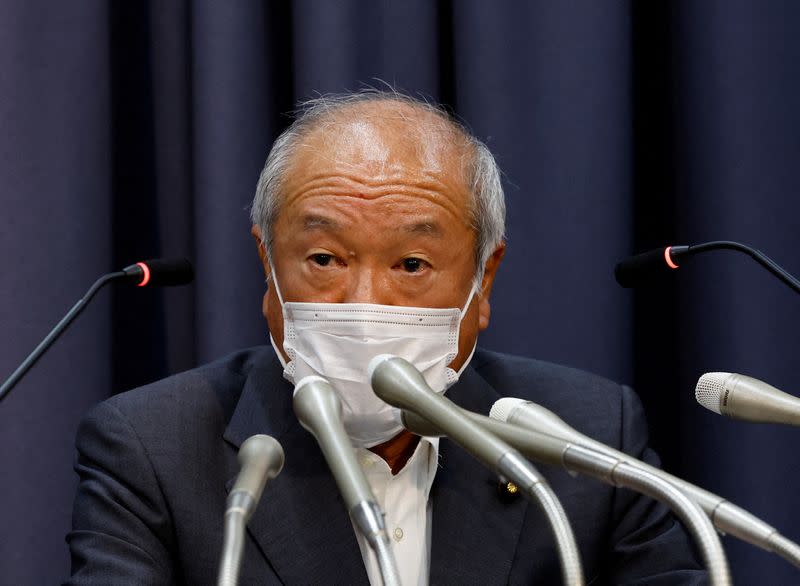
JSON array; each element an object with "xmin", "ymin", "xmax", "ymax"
[{"xmin": 496, "ymin": 478, "xmax": 521, "ymax": 502}]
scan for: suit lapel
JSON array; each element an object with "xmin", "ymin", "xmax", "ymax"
[
  {"xmin": 429, "ymin": 365, "xmax": 531, "ymax": 585},
  {"xmin": 223, "ymin": 352, "xmax": 369, "ymax": 585}
]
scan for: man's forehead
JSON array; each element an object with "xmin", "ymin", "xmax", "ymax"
[
  {"xmin": 274, "ymin": 100, "xmax": 476, "ymax": 233},
  {"xmin": 294, "ymin": 101, "xmax": 469, "ymax": 172}
]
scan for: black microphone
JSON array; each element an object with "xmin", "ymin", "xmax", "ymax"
[
  {"xmin": 122, "ymin": 258, "xmax": 194, "ymax": 287},
  {"xmin": 614, "ymin": 241, "xmax": 800, "ymax": 295},
  {"xmin": 0, "ymin": 258, "xmax": 194, "ymax": 403},
  {"xmin": 614, "ymin": 245, "xmax": 690, "ymax": 287}
]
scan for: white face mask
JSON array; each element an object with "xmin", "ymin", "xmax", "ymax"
[{"xmin": 269, "ymin": 267, "xmax": 477, "ymax": 448}]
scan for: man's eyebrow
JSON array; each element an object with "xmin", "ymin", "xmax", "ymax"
[
  {"xmin": 402, "ymin": 221, "xmax": 444, "ymax": 237},
  {"xmin": 301, "ymin": 214, "xmax": 341, "ymax": 231}
]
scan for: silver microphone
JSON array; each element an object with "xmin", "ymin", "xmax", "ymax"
[
  {"xmin": 368, "ymin": 354, "xmax": 585, "ymax": 586},
  {"xmin": 491, "ymin": 397, "xmax": 800, "ymax": 569},
  {"xmin": 217, "ymin": 434, "xmax": 285, "ymax": 586},
  {"xmin": 399, "ymin": 404, "xmax": 731, "ymax": 584},
  {"xmin": 292, "ymin": 375, "xmax": 400, "ymax": 586},
  {"xmin": 696, "ymin": 372, "xmax": 800, "ymax": 427}
]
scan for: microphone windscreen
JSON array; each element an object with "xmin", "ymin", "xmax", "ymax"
[
  {"xmin": 695, "ymin": 373, "xmax": 729, "ymax": 414},
  {"xmin": 132, "ymin": 258, "xmax": 194, "ymax": 287},
  {"xmin": 489, "ymin": 397, "xmax": 527, "ymax": 422}
]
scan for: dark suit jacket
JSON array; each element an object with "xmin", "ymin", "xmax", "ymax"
[{"xmin": 66, "ymin": 347, "xmax": 707, "ymax": 585}]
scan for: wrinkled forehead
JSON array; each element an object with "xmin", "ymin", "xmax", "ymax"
[{"xmin": 288, "ymin": 101, "xmax": 473, "ymax": 191}]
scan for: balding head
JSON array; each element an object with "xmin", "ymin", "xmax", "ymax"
[{"xmin": 251, "ymin": 92, "xmax": 505, "ymax": 280}]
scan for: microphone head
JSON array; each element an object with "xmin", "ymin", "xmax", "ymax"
[
  {"xmin": 367, "ymin": 353, "xmax": 397, "ymax": 382},
  {"xmin": 489, "ymin": 397, "xmax": 528, "ymax": 423},
  {"xmin": 123, "ymin": 258, "xmax": 194, "ymax": 287},
  {"xmin": 233, "ymin": 434, "xmax": 285, "ymax": 504},
  {"xmin": 614, "ymin": 246, "xmax": 689, "ymax": 288},
  {"xmin": 368, "ymin": 354, "xmax": 429, "ymax": 411},
  {"xmin": 292, "ymin": 375, "xmax": 343, "ymax": 437},
  {"xmin": 293, "ymin": 375, "xmax": 330, "ymax": 397},
  {"xmin": 695, "ymin": 372, "xmax": 731, "ymax": 414}
]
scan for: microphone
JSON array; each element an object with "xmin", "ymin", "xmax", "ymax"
[
  {"xmin": 122, "ymin": 257, "xmax": 194, "ymax": 287},
  {"xmin": 217, "ymin": 434, "xmax": 284, "ymax": 586},
  {"xmin": 368, "ymin": 355, "xmax": 585, "ymax": 586},
  {"xmin": 696, "ymin": 372, "xmax": 800, "ymax": 427},
  {"xmin": 614, "ymin": 241, "xmax": 800, "ymax": 295},
  {"xmin": 491, "ymin": 398, "xmax": 800, "ymax": 569},
  {"xmin": 398, "ymin": 402, "xmax": 730, "ymax": 584},
  {"xmin": 292, "ymin": 376, "xmax": 400, "ymax": 586},
  {"xmin": 0, "ymin": 258, "xmax": 195, "ymax": 403},
  {"xmin": 399, "ymin": 406, "xmax": 730, "ymax": 585},
  {"xmin": 614, "ymin": 245, "xmax": 690, "ymax": 287}
]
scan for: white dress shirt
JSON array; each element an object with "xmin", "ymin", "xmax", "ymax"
[{"xmin": 353, "ymin": 437, "xmax": 440, "ymax": 586}]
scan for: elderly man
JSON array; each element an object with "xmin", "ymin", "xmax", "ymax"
[{"xmin": 67, "ymin": 93, "xmax": 707, "ymax": 584}]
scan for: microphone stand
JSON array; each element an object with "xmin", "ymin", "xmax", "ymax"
[
  {"xmin": 498, "ymin": 456, "xmax": 584, "ymax": 585},
  {"xmin": 217, "ymin": 495, "xmax": 250, "ymax": 586},
  {"xmin": 399, "ymin": 420, "xmax": 585, "ymax": 584},
  {"xmin": 494, "ymin": 399, "xmax": 800, "ymax": 569},
  {"xmin": 372, "ymin": 358, "xmax": 585, "ymax": 585},
  {"xmin": 351, "ymin": 501, "xmax": 401, "ymax": 586},
  {"xmin": 1, "ymin": 258, "xmax": 193, "ymax": 403},
  {"xmin": 217, "ymin": 434, "xmax": 284, "ymax": 586},
  {"xmin": 404, "ymin": 411, "xmax": 732, "ymax": 586},
  {"xmin": 293, "ymin": 378, "xmax": 401, "ymax": 586},
  {"xmin": 0, "ymin": 271, "xmax": 125, "ymax": 402},
  {"xmin": 564, "ymin": 446, "xmax": 731, "ymax": 586},
  {"xmin": 686, "ymin": 241, "xmax": 800, "ymax": 295}
]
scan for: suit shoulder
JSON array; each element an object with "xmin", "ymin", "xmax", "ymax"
[
  {"xmin": 94, "ymin": 346, "xmax": 272, "ymax": 430},
  {"xmin": 471, "ymin": 347, "xmax": 625, "ymax": 401},
  {"xmin": 470, "ymin": 348, "xmax": 636, "ymax": 446}
]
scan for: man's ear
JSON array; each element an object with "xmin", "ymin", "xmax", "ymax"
[
  {"xmin": 251, "ymin": 225, "xmax": 271, "ymax": 279},
  {"xmin": 477, "ymin": 242, "xmax": 506, "ymax": 331}
]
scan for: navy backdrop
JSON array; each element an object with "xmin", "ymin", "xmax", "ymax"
[{"xmin": 1, "ymin": 1, "xmax": 798, "ymax": 583}]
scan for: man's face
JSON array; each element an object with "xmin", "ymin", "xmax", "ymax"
[{"xmin": 254, "ymin": 103, "xmax": 504, "ymax": 371}]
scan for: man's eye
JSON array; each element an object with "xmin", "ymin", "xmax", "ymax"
[
  {"xmin": 401, "ymin": 258, "xmax": 425, "ymax": 273},
  {"xmin": 311, "ymin": 253, "xmax": 333, "ymax": 266}
]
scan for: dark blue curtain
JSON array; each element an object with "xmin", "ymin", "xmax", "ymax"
[{"xmin": 1, "ymin": 1, "xmax": 798, "ymax": 583}]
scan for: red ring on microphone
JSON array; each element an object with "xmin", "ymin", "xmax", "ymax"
[
  {"xmin": 664, "ymin": 246, "xmax": 680, "ymax": 269},
  {"xmin": 136, "ymin": 262, "xmax": 151, "ymax": 287}
]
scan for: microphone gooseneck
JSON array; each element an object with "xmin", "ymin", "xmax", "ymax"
[
  {"xmin": 403, "ymin": 405, "xmax": 731, "ymax": 585},
  {"xmin": 614, "ymin": 240, "xmax": 800, "ymax": 294},
  {"xmin": 0, "ymin": 258, "xmax": 195, "ymax": 404},
  {"xmin": 217, "ymin": 434, "xmax": 284, "ymax": 586},
  {"xmin": 293, "ymin": 376, "xmax": 400, "ymax": 586},
  {"xmin": 369, "ymin": 355, "xmax": 585, "ymax": 586},
  {"xmin": 491, "ymin": 398, "xmax": 800, "ymax": 568}
]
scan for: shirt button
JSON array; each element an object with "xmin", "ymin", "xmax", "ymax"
[{"xmin": 393, "ymin": 527, "xmax": 404, "ymax": 542}]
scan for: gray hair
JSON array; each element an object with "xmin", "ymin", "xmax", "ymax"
[{"xmin": 250, "ymin": 91, "xmax": 506, "ymax": 285}]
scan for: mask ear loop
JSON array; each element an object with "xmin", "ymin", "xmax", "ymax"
[
  {"xmin": 450, "ymin": 264, "xmax": 485, "ymax": 380},
  {"xmin": 265, "ymin": 251, "xmax": 287, "ymax": 308},
  {"xmin": 265, "ymin": 251, "xmax": 290, "ymax": 369},
  {"xmin": 459, "ymin": 279, "xmax": 480, "ymax": 319}
]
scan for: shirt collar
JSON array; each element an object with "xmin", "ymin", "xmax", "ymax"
[{"xmin": 356, "ymin": 435, "xmax": 441, "ymax": 498}]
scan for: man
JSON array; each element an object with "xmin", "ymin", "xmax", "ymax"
[{"xmin": 67, "ymin": 92, "xmax": 707, "ymax": 584}]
